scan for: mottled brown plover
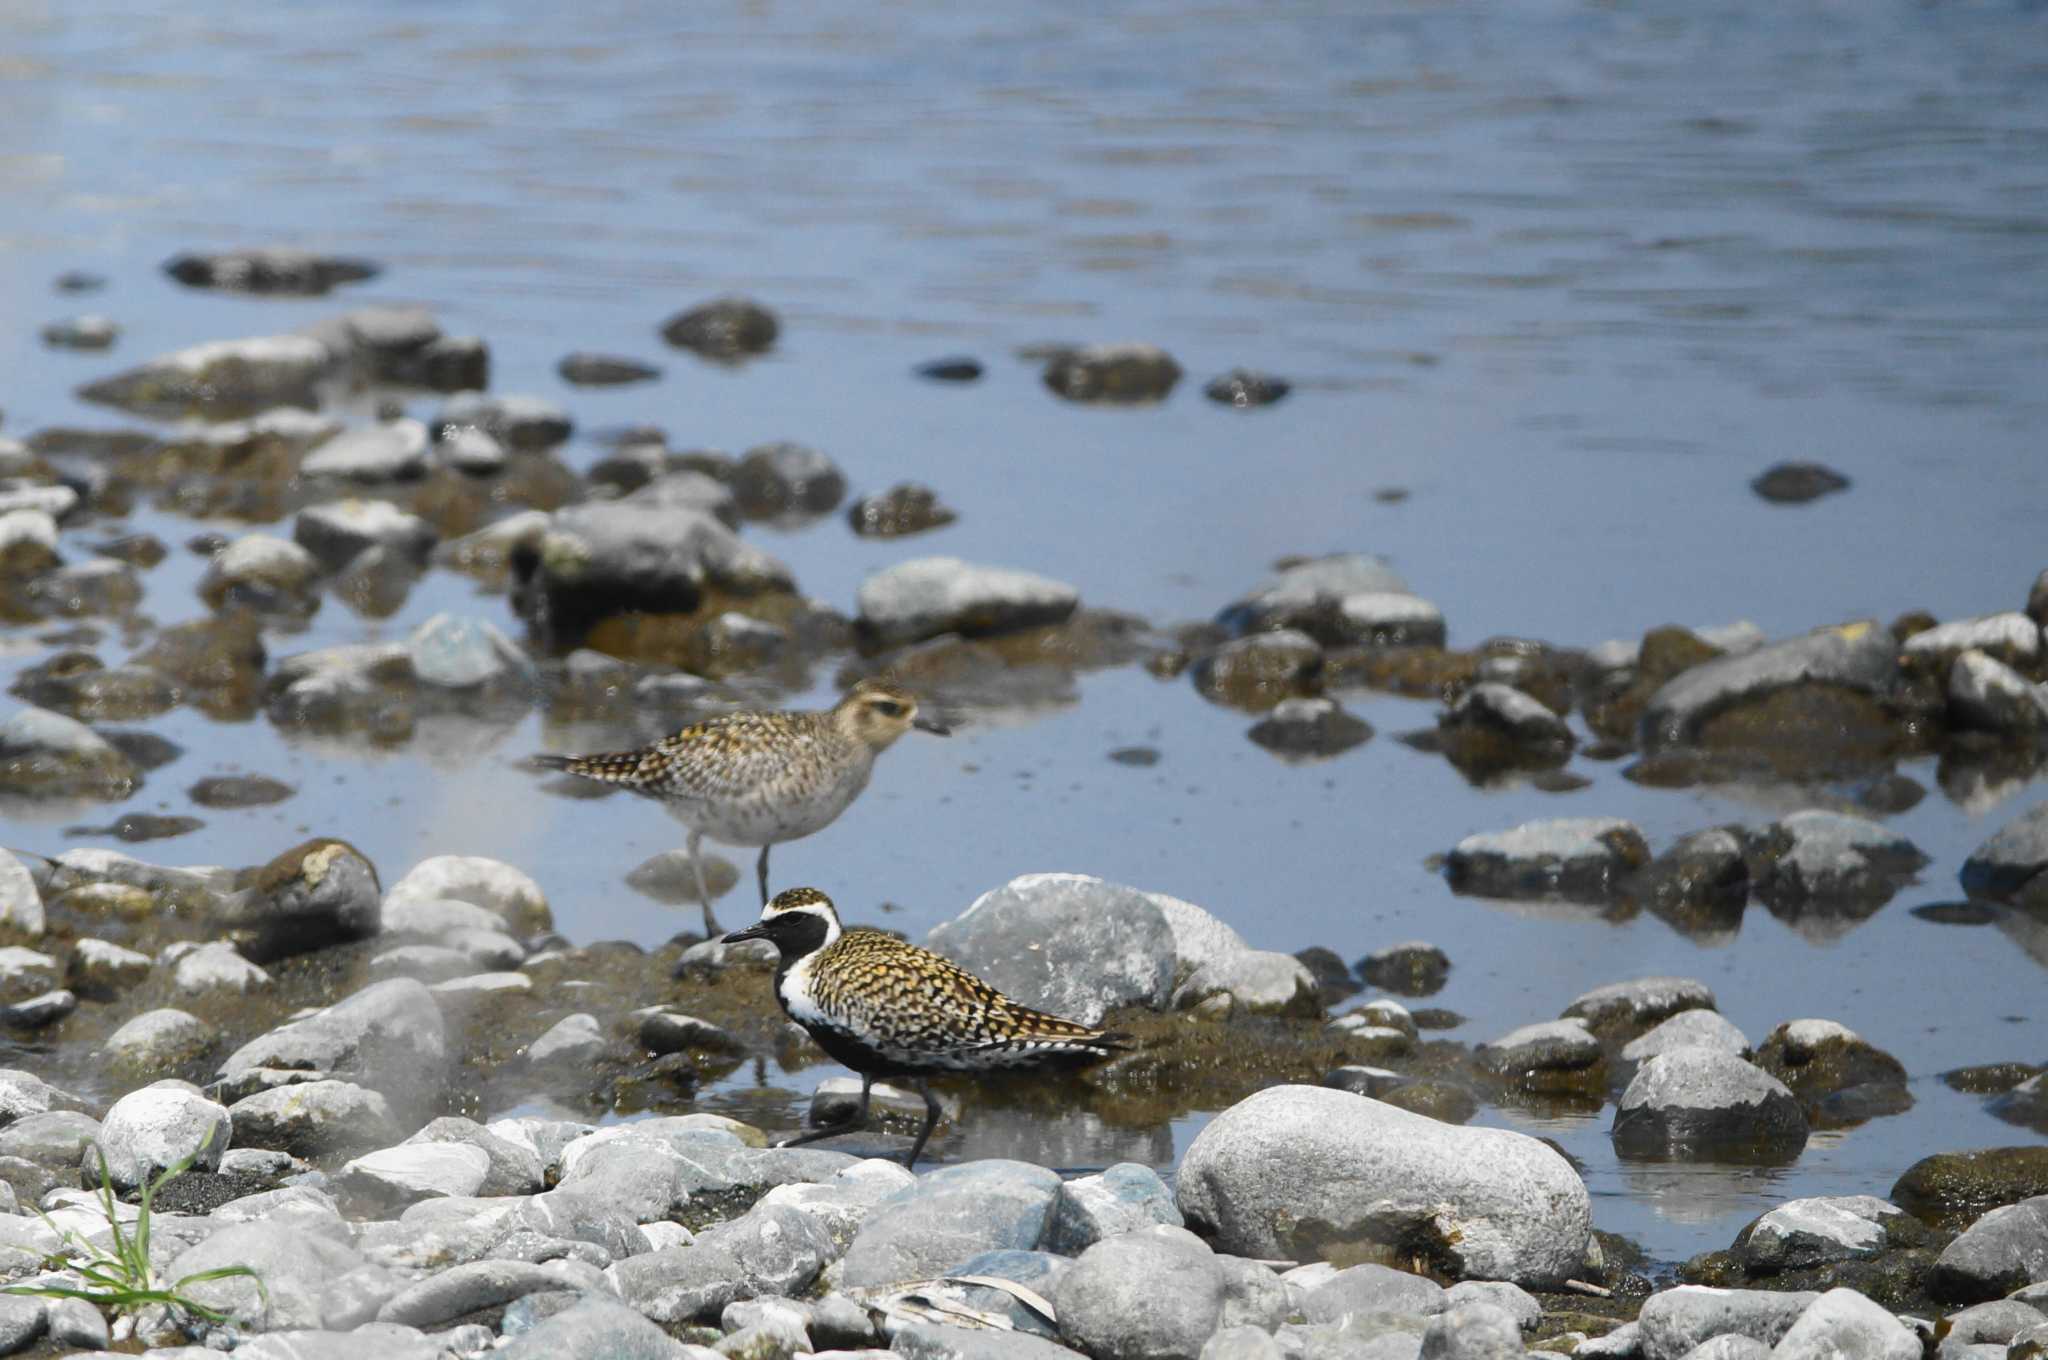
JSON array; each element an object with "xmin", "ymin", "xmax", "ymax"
[
  {"xmin": 723, "ymin": 886, "xmax": 1126, "ymax": 1167},
  {"xmin": 533, "ymin": 681, "xmax": 946, "ymax": 934}
]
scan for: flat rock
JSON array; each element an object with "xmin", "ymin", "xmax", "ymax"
[
  {"xmin": 226, "ymin": 1079, "xmax": 402, "ymax": 1157},
  {"xmin": 839, "ymin": 1160, "xmax": 1062, "ymax": 1289},
  {"xmin": 301, "ymin": 419, "xmax": 430, "ymax": 481},
  {"xmin": 294, "ymin": 499, "xmax": 437, "ymax": 571},
  {"xmin": 1564, "ymin": 977, "xmax": 1717, "ymax": 1039},
  {"xmin": 0, "ymin": 705, "xmax": 136, "ymax": 800},
  {"xmin": 1636, "ymin": 1286, "xmax": 1820, "ymax": 1360},
  {"xmin": 1177, "ymin": 1085, "xmax": 1590, "ymax": 1284},
  {"xmin": 79, "ymin": 331, "xmax": 334, "ymax": 419},
  {"xmin": 1476, "ymin": 1020, "xmax": 1604, "ymax": 1089},
  {"xmin": 1740, "ymin": 1196, "xmax": 1901, "ymax": 1271},
  {"xmin": 1445, "ymin": 819, "xmax": 1651, "ymax": 903},
  {"xmin": 857, "ymin": 556, "xmax": 1079, "ymax": 646},
  {"xmin": 339, "ymin": 1141, "xmax": 491, "ymax": 1208},
  {"xmin": 164, "ymin": 247, "xmax": 378, "ymax": 295},
  {"xmin": 1639, "ymin": 621, "xmax": 1903, "ymax": 754}
]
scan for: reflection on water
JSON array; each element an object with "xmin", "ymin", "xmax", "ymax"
[{"xmin": 4, "ymin": 0, "xmax": 2048, "ymax": 1266}]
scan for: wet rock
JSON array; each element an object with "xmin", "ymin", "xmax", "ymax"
[
  {"xmin": 1929, "ymin": 1196, "xmax": 2048, "ymax": 1301},
  {"xmin": 167, "ymin": 939, "xmax": 271, "ymax": 996},
  {"xmin": 839, "ymin": 1160, "xmax": 1062, "ymax": 1288},
  {"xmin": 1046, "ymin": 1163, "xmax": 1184, "ymax": 1255},
  {"xmin": 1941, "ymin": 1298, "xmax": 2048, "ymax": 1352},
  {"xmin": 133, "ymin": 612, "xmax": 267, "ymax": 718},
  {"xmin": 15, "ymin": 656, "xmax": 178, "ymax": 722},
  {"xmin": 434, "ymin": 391, "xmax": 573, "ymax": 451},
  {"xmin": 1359, "ymin": 941, "xmax": 1450, "ymax": 996},
  {"xmin": 894, "ymin": 1322, "xmax": 1086, "ymax": 1358},
  {"xmin": 41, "ymin": 314, "xmax": 118, "ymax": 350},
  {"xmin": 513, "ymin": 502, "xmax": 793, "ymax": 647},
  {"xmin": 102, "ymin": 1008, "xmax": 216, "ymax": 1073},
  {"xmin": 1042, "ymin": 343, "xmax": 1182, "ymax": 403},
  {"xmin": 385, "ymin": 855, "xmax": 552, "ymax": 936},
  {"xmin": 1611, "ymin": 1050, "xmax": 1807, "ymax": 1160},
  {"xmin": 1751, "ymin": 810, "xmax": 1926, "ymax": 920},
  {"xmin": 164, "ymin": 247, "xmax": 379, "ymax": 295},
  {"xmin": 1205, "ymin": 369, "xmax": 1291, "ymax": 407},
  {"xmin": 91, "ymin": 1080, "xmax": 231, "ymax": 1191},
  {"xmin": 1992, "ymin": 1075, "xmax": 2048, "ymax": 1134},
  {"xmin": 0, "ymin": 947, "xmax": 57, "ymax": 1005},
  {"xmin": 198, "ymin": 532, "xmax": 320, "ymax": 618},
  {"xmin": 440, "ymin": 424, "xmax": 508, "ymax": 475},
  {"xmin": 1177, "ymin": 1085, "xmax": 1591, "ymax": 1283},
  {"xmin": 1637, "ymin": 1286, "xmax": 1821, "ymax": 1360},
  {"xmin": 434, "ymin": 508, "xmax": 549, "ymax": 583},
  {"xmin": 1738, "ymin": 1196, "xmax": 1907, "ymax": 1273},
  {"xmin": 1420, "ymin": 1300, "xmax": 1524, "ymax": 1360},
  {"xmin": 0, "ymin": 481, "xmax": 78, "ymax": 521},
  {"xmin": 1476, "ymin": 1019, "xmax": 1606, "ymax": 1092},
  {"xmin": 678, "ymin": 610, "xmax": 790, "ymax": 678},
  {"xmin": 0, "ymin": 850, "xmax": 41, "ymax": 937},
  {"xmin": 1562, "ymin": 976, "xmax": 1716, "ymax": 1041},
  {"xmin": 0, "ymin": 509, "xmax": 60, "ymax": 575},
  {"xmin": 19, "ymin": 558, "xmax": 144, "ymax": 619},
  {"xmin": 79, "ymin": 331, "xmax": 333, "ymax": 420},
  {"xmin": 661, "ymin": 296, "xmax": 780, "ymax": 360},
  {"xmin": 1621, "ymin": 1010, "xmax": 1751, "ymax": 1065},
  {"xmin": 407, "ymin": 612, "xmax": 537, "ymax": 698},
  {"xmin": 1902, "ymin": 612, "xmax": 2042, "ymax": 675},
  {"xmin": 0, "ymin": 988, "xmax": 74, "ymax": 1028},
  {"xmin": 265, "ymin": 642, "xmax": 414, "ymax": 736},
  {"xmin": 856, "ymin": 556, "xmax": 1079, "ymax": 647},
  {"xmin": 1751, "ymin": 463, "xmax": 1850, "ymax": 504},
  {"xmin": 1438, "ymin": 683, "xmax": 1574, "ymax": 776},
  {"xmin": 530, "ymin": 1012, "xmax": 606, "ymax": 1067},
  {"xmin": 1218, "ymin": 554, "xmax": 1443, "ymax": 648},
  {"xmin": 732, "ymin": 441, "xmax": 846, "ymax": 520},
  {"xmin": 1377, "ymin": 1081, "xmax": 1481, "ymax": 1126},
  {"xmin": 294, "ymin": 499, "xmax": 438, "ymax": 571},
  {"xmin": 211, "ymin": 837, "xmax": 381, "ymax": 961},
  {"xmin": 558, "ymin": 352, "xmax": 661, "ymax": 385},
  {"xmin": 916, "ymin": 356, "xmax": 983, "ymax": 382},
  {"xmin": 0, "ymin": 705, "xmax": 136, "ymax": 800},
  {"xmin": 848, "ymin": 482, "xmax": 958, "ymax": 538},
  {"xmin": 227, "ymin": 1079, "xmax": 403, "ymax": 1157},
  {"xmin": 1948, "ymin": 651, "xmax": 2048, "ymax": 734},
  {"xmin": 189, "ymin": 773, "xmax": 294, "ymax": 808},
  {"xmin": 302, "ymin": 419, "xmax": 431, "ymax": 481},
  {"xmin": 1444, "ymin": 818, "xmax": 1651, "ymax": 903},
  {"xmin": 1055, "ymin": 1224, "xmax": 1224, "ymax": 1360},
  {"xmin": 1772, "ymin": 1288, "xmax": 1918, "ymax": 1360},
  {"xmin": 339, "ymin": 1141, "xmax": 492, "ymax": 1209},
  {"xmin": 1639, "ymin": 621, "xmax": 1909, "ymax": 765},
  {"xmin": 1248, "ymin": 696, "xmax": 1374, "ymax": 760},
  {"xmin": 1627, "ymin": 829, "xmax": 1750, "ymax": 942},
  {"xmin": 1191, "ymin": 629, "xmax": 1323, "ymax": 711},
  {"xmin": 1960, "ymin": 802, "xmax": 2048, "ymax": 900},
  {"xmin": 1753, "ymin": 1020, "xmax": 1908, "ymax": 1111}
]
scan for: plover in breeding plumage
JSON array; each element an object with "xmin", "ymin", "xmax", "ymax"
[
  {"xmin": 723, "ymin": 886, "xmax": 1126, "ymax": 1167},
  {"xmin": 533, "ymin": 681, "xmax": 947, "ymax": 934}
]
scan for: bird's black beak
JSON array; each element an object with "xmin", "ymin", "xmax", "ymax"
[
  {"xmin": 914, "ymin": 714, "xmax": 951, "ymax": 736},
  {"xmin": 722, "ymin": 923, "xmax": 770, "ymax": 946}
]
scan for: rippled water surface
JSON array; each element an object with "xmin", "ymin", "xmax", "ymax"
[{"xmin": 4, "ymin": 0, "xmax": 2048, "ymax": 1265}]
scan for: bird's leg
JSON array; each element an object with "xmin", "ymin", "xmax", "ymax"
[
  {"xmin": 690, "ymin": 830, "xmax": 719, "ymax": 938},
  {"xmin": 779, "ymin": 1074, "xmax": 871, "ymax": 1148},
  {"xmin": 903, "ymin": 1078, "xmax": 941, "ymax": 1170},
  {"xmin": 756, "ymin": 844, "xmax": 772, "ymax": 906}
]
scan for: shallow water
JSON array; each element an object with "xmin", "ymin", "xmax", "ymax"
[{"xmin": 4, "ymin": 0, "xmax": 2048, "ymax": 1267}]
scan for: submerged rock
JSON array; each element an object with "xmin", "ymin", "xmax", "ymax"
[
  {"xmin": 557, "ymin": 352, "xmax": 661, "ymax": 386},
  {"xmin": 1444, "ymin": 818, "xmax": 1651, "ymax": 903},
  {"xmin": 856, "ymin": 556, "xmax": 1078, "ymax": 647},
  {"xmin": 197, "ymin": 533, "xmax": 321, "ymax": 618},
  {"xmin": 1476, "ymin": 1019, "xmax": 1605, "ymax": 1093},
  {"xmin": 1961, "ymin": 801, "xmax": 2048, "ymax": 900},
  {"xmin": 916, "ymin": 355, "xmax": 983, "ymax": 382},
  {"xmin": 294, "ymin": 498, "xmax": 439, "ymax": 571},
  {"xmin": 163, "ymin": 247, "xmax": 379, "ymax": 295},
  {"xmin": 79, "ymin": 332, "xmax": 333, "ymax": 420},
  {"xmin": 1177, "ymin": 1085, "xmax": 1591, "ymax": 1283},
  {"xmin": 41, "ymin": 314, "xmax": 119, "ymax": 350},
  {"xmin": 1042, "ymin": 343, "xmax": 1182, "ymax": 403},
  {"xmin": 1627, "ymin": 828, "xmax": 1750, "ymax": 942},
  {"xmin": 1437, "ymin": 683, "xmax": 1574, "ymax": 777},
  {"xmin": 1190, "ymin": 630, "xmax": 1322, "ymax": 711},
  {"xmin": 0, "ymin": 706, "xmax": 136, "ymax": 801},
  {"xmin": 432, "ymin": 392, "xmax": 572, "ymax": 451},
  {"xmin": 1751, "ymin": 462, "xmax": 1850, "ymax": 504},
  {"xmin": 660, "ymin": 296, "xmax": 780, "ymax": 360},
  {"xmin": 1247, "ymin": 696, "xmax": 1373, "ymax": 760},
  {"xmin": 732, "ymin": 441, "xmax": 846, "ymax": 520},
  {"xmin": 847, "ymin": 483, "xmax": 957, "ymax": 538},
  {"xmin": 1204, "ymin": 368, "xmax": 1291, "ymax": 407}
]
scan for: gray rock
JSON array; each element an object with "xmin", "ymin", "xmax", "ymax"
[
  {"xmin": 338, "ymin": 1141, "xmax": 491, "ymax": 1207},
  {"xmin": 1216, "ymin": 553, "xmax": 1441, "ymax": 648},
  {"xmin": 1305, "ymin": 1264, "xmax": 1447, "ymax": 1323},
  {"xmin": 840, "ymin": 1160, "xmax": 1063, "ymax": 1289},
  {"xmin": 0, "ymin": 509, "xmax": 60, "ymax": 572},
  {"xmin": 1563, "ymin": 977, "xmax": 1717, "ymax": 1040},
  {"xmin": 848, "ymin": 483, "xmax": 957, "ymax": 538},
  {"xmin": 294, "ymin": 499, "xmax": 437, "ymax": 572},
  {"xmin": 1929, "ymin": 1195, "xmax": 2048, "ymax": 1302},
  {"xmin": 0, "ymin": 948, "xmax": 57, "ymax": 1005},
  {"xmin": 1358, "ymin": 942, "xmax": 1450, "ymax": 996},
  {"xmin": 1771, "ymin": 1287, "xmax": 1920, "ymax": 1360},
  {"xmin": 1622, "ymin": 1011, "xmax": 1751, "ymax": 1065},
  {"xmin": 91, "ymin": 1080, "xmax": 230, "ymax": 1191},
  {"xmin": 1438, "ymin": 684, "xmax": 1574, "ymax": 770},
  {"xmin": 926, "ymin": 874, "xmax": 1176, "ymax": 1023},
  {"xmin": 1741, "ymin": 1196, "xmax": 1898, "ymax": 1271},
  {"xmin": 167, "ymin": 940, "xmax": 271, "ymax": 996},
  {"xmin": 1042, "ymin": 343, "xmax": 1182, "ymax": 404},
  {"xmin": 0, "ymin": 987, "xmax": 74, "ymax": 1029},
  {"xmin": 263, "ymin": 642, "xmax": 414, "ymax": 733},
  {"xmin": 605, "ymin": 1239, "xmax": 748, "ymax": 1323},
  {"xmin": 0, "ymin": 1109, "xmax": 99, "ymax": 1166},
  {"xmin": 1176, "ymin": 1085, "xmax": 1591, "ymax": 1284},
  {"xmin": 1904, "ymin": 612, "xmax": 2042, "ymax": 671},
  {"xmin": 440, "ymin": 423, "xmax": 509, "ymax": 474},
  {"xmin": 0, "ymin": 1067, "xmax": 89, "ymax": 1125},
  {"xmin": 0, "ymin": 851, "xmax": 43, "ymax": 938},
  {"xmin": 42, "ymin": 1295, "xmax": 107, "ymax": 1350},
  {"xmin": 65, "ymin": 937, "xmax": 151, "ymax": 999},
  {"xmin": 166, "ymin": 1218, "xmax": 366, "ymax": 1329},
  {"xmin": 1961, "ymin": 802, "xmax": 2048, "ymax": 900},
  {"xmin": 1628, "ymin": 829, "xmax": 1751, "ymax": 942},
  {"xmin": 893, "ymin": 1322, "xmax": 1089, "ymax": 1358},
  {"xmin": 1949, "ymin": 651, "xmax": 2048, "ymax": 734},
  {"xmin": 1191, "ymin": 630, "xmax": 1323, "ymax": 710},
  {"xmin": 1046, "ymin": 1163, "xmax": 1184, "ymax": 1255},
  {"xmin": 433, "ymin": 392, "xmax": 573, "ymax": 450},
  {"xmin": 1612, "ymin": 1050, "xmax": 1807, "ymax": 1159},
  {"xmin": 1751, "ymin": 810, "xmax": 1926, "ymax": 915},
  {"xmin": 902, "ymin": 1249, "xmax": 1070, "ymax": 1340},
  {"xmin": 1420, "ymin": 1302, "xmax": 1524, "ymax": 1360},
  {"xmin": 697, "ymin": 1199, "xmax": 841, "ymax": 1297},
  {"xmin": 857, "ymin": 556, "xmax": 1079, "ymax": 647},
  {"xmin": 0, "ymin": 705, "xmax": 136, "ymax": 800},
  {"xmin": 1216, "ymin": 1254, "xmax": 1292, "ymax": 1332},
  {"xmin": 165, "ymin": 247, "xmax": 378, "ymax": 295},
  {"xmin": 227, "ymin": 1079, "xmax": 402, "ymax": 1157},
  {"xmin": 1636, "ymin": 1287, "xmax": 1820, "ymax": 1360},
  {"xmin": 1171, "ymin": 947, "xmax": 1322, "ymax": 1018},
  {"xmin": 376, "ymin": 1257, "xmax": 592, "ymax": 1328},
  {"xmin": 1443, "ymin": 1282, "xmax": 1539, "ymax": 1333},
  {"xmin": 407, "ymin": 612, "xmax": 537, "ymax": 694},
  {"xmin": 1639, "ymin": 622, "xmax": 1902, "ymax": 751},
  {"xmin": 79, "ymin": 331, "xmax": 334, "ymax": 419},
  {"xmin": 1200, "ymin": 1328, "xmax": 1290, "ymax": 1360},
  {"xmin": 384, "ymin": 855, "xmax": 551, "ymax": 935},
  {"xmin": 661, "ymin": 296, "xmax": 779, "ymax": 360},
  {"xmin": 212, "ymin": 837, "xmax": 383, "ymax": 962},
  {"xmin": 1444, "ymin": 819, "xmax": 1651, "ymax": 903},
  {"xmin": 197, "ymin": 533, "xmax": 321, "ymax": 615},
  {"xmin": 1246, "ymin": 696, "xmax": 1375, "ymax": 762},
  {"xmin": 500, "ymin": 1293, "xmax": 697, "ymax": 1358},
  {"xmin": 1938, "ymin": 1299, "xmax": 2047, "ymax": 1351},
  {"xmin": 733, "ymin": 441, "xmax": 846, "ymax": 519},
  {"xmin": 0, "ymin": 1298, "xmax": 45, "ymax": 1355},
  {"xmin": 530, "ymin": 1013, "xmax": 607, "ymax": 1067},
  {"xmin": 220, "ymin": 976, "xmax": 446, "ymax": 1108},
  {"xmin": 301, "ymin": 420, "xmax": 430, "ymax": 481},
  {"xmin": 1578, "ymin": 1322, "xmax": 1641, "ymax": 1359},
  {"xmin": 1476, "ymin": 1020, "xmax": 1604, "ymax": 1087},
  {"xmin": 1678, "ymin": 1337, "xmax": 1766, "ymax": 1360},
  {"xmin": 41, "ymin": 314, "xmax": 118, "ymax": 350},
  {"xmin": 559, "ymin": 352, "xmax": 661, "ymax": 386},
  {"xmin": 1055, "ymin": 1224, "xmax": 1223, "ymax": 1360},
  {"xmin": 403, "ymin": 1115, "xmax": 544, "ymax": 1196}
]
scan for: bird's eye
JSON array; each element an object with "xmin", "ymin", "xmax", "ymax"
[{"xmin": 872, "ymin": 700, "xmax": 905, "ymax": 717}]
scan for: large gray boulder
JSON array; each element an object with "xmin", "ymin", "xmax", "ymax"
[
  {"xmin": 1055, "ymin": 1224, "xmax": 1224, "ymax": 1360},
  {"xmin": 1636, "ymin": 1286, "xmax": 1820, "ymax": 1360},
  {"xmin": 1611, "ymin": 1050, "xmax": 1807, "ymax": 1159},
  {"xmin": 857, "ymin": 556, "xmax": 1079, "ymax": 646},
  {"xmin": 1930, "ymin": 1194, "xmax": 2048, "ymax": 1301},
  {"xmin": 839, "ymin": 1160, "xmax": 1062, "ymax": 1289},
  {"xmin": 1770, "ymin": 1288, "xmax": 1920, "ymax": 1360},
  {"xmin": 1176, "ymin": 1086, "xmax": 1591, "ymax": 1284}
]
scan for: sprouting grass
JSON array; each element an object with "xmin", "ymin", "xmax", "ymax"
[{"xmin": 1, "ymin": 1138, "xmax": 267, "ymax": 1326}]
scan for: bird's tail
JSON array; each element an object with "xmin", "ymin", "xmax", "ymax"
[
  {"xmin": 530, "ymin": 750, "xmax": 649, "ymax": 784},
  {"xmin": 531, "ymin": 754, "xmax": 576, "ymax": 773}
]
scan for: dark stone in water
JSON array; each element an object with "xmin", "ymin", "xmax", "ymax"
[
  {"xmin": 1752, "ymin": 462, "xmax": 1851, "ymax": 504},
  {"xmin": 1411, "ymin": 1007, "xmax": 1465, "ymax": 1030},
  {"xmin": 1042, "ymin": 343, "xmax": 1182, "ymax": 404},
  {"xmin": 1943, "ymin": 1062, "xmax": 2042, "ymax": 1095},
  {"xmin": 54, "ymin": 271, "xmax": 105, "ymax": 293},
  {"xmin": 916, "ymin": 356, "xmax": 983, "ymax": 382},
  {"xmin": 1247, "ymin": 697, "xmax": 1372, "ymax": 761},
  {"xmin": 1891, "ymin": 1146, "xmax": 2048, "ymax": 1227},
  {"xmin": 100, "ymin": 729, "xmax": 182, "ymax": 771},
  {"xmin": 89, "ymin": 534, "xmax": 167, "ymax": 568},
  {"xmin": 1856, "ymin": 772, "xmax": 1925, "ymax": 815},
  {"xmin": 64, "ymin": 813, "xmax": 204, "ymax": 843},
  {"xmin": 1203, "ymin": 369, "xmax": 1291, "ymax": 408},
  {"xmin": 558, "ymin": 352, "xmax": 661, "ymax": 386},
  {"xmin": 732, "ymin": 441, "xmax": 846, "ymax": 520},
  {"xmin": 188, "ymin": 774, "xmax": 296, "ymax": 809},
  {"xmin": 187, "ymin": 532, "xmax": 229, "ymax": 557},
  {"xmin": 163, "ymin": 247, "xmax": 378, "ymax": 295},
  {"xmin": 1357, "ymin": 941, "xmax": 1450, "ymax": 996},
  {"xmin": 1911, "ymin": 901, "xmax": 1999, "ymax": 926},
  {"xmin": 1292, "ymin": 945, "xmax": 1358, "ymax": 1004},
  {"xmin": 1108, "ymin": 746, "xmax": 1159, "ymax": 767},
  {"xmin": 847, "ymin": 483, "xmax": 957, "ymax": 538},
  {"xmin": 660, "ymin": 296, "xmax": 779, "ymax": 360},
  {"xmin": 41, "ymin": 315, "xmax": 119, "ymax": 351}
]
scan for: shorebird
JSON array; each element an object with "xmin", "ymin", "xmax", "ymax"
[
  {"xmin": 724, "ymin": 887, "xmax": 1126, "ymax": 1167},
  {"xmin": 532, "ymin": 681, "xmax": 947, "ymax": 935}
]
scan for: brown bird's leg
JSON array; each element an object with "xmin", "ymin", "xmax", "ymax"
[
  {"xmin": 903, "ymin": 1078, "xmax": 941, "ymax": 1170},
  {"xmin": 779, "ymin": 1074, "xmax": 871, "ymax": 1148},
  {"xmin": 756, "ymin": 844, "xmax": 772, "ymax": 906},
  {"xmin": 690, "ymin": 830, "xmax": 720, "ymax": 938}
]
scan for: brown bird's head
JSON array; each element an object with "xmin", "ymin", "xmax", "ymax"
[{"xmin": 832, "ymin": 679, "xmax": 949, "ymax": 750}]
